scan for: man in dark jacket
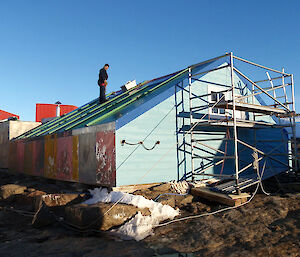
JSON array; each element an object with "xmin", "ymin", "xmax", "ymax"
[{"xmin": 98, "ymin": 64, "xmax": 109, "ymax": 104}]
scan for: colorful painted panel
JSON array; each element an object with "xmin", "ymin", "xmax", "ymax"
[{"xmin": 8, "ymin": 123, "xmax": 115, "ymax": 186}]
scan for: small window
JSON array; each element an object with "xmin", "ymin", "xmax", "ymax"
[
  {"xmin": 211, "ymin": 91, "xmax": 225, "ymax": 115},
  {"xmin": 211, "ymin": 92, "xmax": 217, "ymax": 102}
]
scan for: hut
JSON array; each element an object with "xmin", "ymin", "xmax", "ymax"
[{"xmin": 10, "ymin": 53, "xmax": 297, "ymax": 192}]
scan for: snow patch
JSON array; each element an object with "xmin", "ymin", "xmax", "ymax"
[{"xmin": 84, "ymin": 188, "xmax": 179, "ymax": 240}]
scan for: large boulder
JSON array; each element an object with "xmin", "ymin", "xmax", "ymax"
[
  {"xmin": 177, "ymin": 194, "xmax": 194, "ymax": 207},
  {"xmin": 65, "ymin": 203, "xmax": 150, "ymax": 231},
  {"xmin": 149, "ymin": 183, "xmax": 171, "ymax": 192},
  {"xmin": 156, "ymin": 194, "xmax": 176, "ymax": 208},
  {"xmin": 0, "ymin": 184, "xmax": 27, "ymax": 200},
  {"xmin": 13, "ymin": 189, "xmax": 46, "ymax": 211},
  {"xmin": 156, "ymin": 194, "xmax": 194, "ymax": 208},
  {"xmin": 31, "ymin": 193, "xmax": 87, "ymax": 228},
  {"xmin": 35, "ymin": 193, "xmax": 86, "ymax": 210}
]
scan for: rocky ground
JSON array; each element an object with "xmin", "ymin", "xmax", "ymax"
[{"xmin": 0, "ymin": 169, "xmax": 299, "ymax": 257}]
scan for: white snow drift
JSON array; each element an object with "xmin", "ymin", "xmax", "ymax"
[{"xmin": 84, "ymin": 188, "xmax": 180, "ymax": 240}]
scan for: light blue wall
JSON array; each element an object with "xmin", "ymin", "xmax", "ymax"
[
  {"xmin": 115, "ymin": 86, "xmax": 177, "ymax": 186},
  {"xmin": 115, "ymin": 64, "xmax": 288, "ymax": 185}
]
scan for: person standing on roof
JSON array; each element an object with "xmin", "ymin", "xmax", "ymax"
[{"xmin": 98, "ymin": 64, "xmax": 109, "ymax": 104}]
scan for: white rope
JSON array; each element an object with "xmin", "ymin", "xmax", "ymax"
[
  {"xmin": 154, "ymin": 183, "xmax": 259, "ymax": 228},
  {"xmin": 257, "ymin": 159, "xmax": 271, "ymax": 196},
  {"xmin": 153, "ymin": 156, "xmax": 271, "ymax": 228}
]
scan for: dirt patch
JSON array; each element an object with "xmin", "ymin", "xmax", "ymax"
[{"xmin": 0, "ymin": 169, "xmax": 299, "ymax": 257}]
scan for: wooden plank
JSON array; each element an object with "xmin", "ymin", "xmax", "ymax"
[
  {"xmin": 191, "ymin": 187, "xmax": 250, "ymax": 207},
  {"xmin": 112, "ymin": 183, "xmax": 160, "ymax": 193},
  {"xmin": 215, "ymin": 101, "xmax": 287, "ymax": 115},
  {"xmin": 192, "ymin": 118, "xmax": 291, "ymax": 129},
  {"xmin": 194, "ymin": 120, "xmax": 275, "ymax": 128}
]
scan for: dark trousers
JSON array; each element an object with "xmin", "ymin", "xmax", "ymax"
[{"xmin": 99, "ymin": 85, "xmax": 106, "ymax": 104}]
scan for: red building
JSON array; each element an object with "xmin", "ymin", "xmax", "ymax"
[
  {"xmin": 0, "ymin": 110, "xmax": 19, "ymax": 120},
  {"xmin": 36, "ymin": 103, "xmax": 78, "ymax": 122}
]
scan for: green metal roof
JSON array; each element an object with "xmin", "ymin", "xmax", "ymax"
[
  {"xmin": 16, "ymin": 68, "xmax": 188, "ymax": 139},
  {"xmin": 16, "ymin": 54, "xmax": 230, "ymax": 140}
]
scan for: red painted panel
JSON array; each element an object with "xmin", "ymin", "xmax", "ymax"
[
  {"xmin": 36, "ymin": 104, "xmax": 77, "ymax": 122},
  {"xmin": 24, "ymin": 142, "xmax": 33, "ymax": 175},
  {"xmin": 56, "ymin": 136, "xmax": 73, "ymax": 181},
  {"xmin": 16, "ymin": 141, "xmax": 25, "ymax": 173},
  {"xmin": 36, "ymin": 104, "xmax": 56, "ymax": 122},
  {"xmin": 0, "ymin": 110, "xmax": 19, "ymax": 120},
  {"xmin": 44, "ymin": 135, "xmax": 57, "ymax": 179},
  {"xmin": 8, "ymin": 141, "xmax": 18, "ymax": 172},
  {"xmin": 60, "ymin": 105, "xmax": 78, "ymax": 116},
  {"xmin": 95, "ymin": 131, "xmax": 116, "ymax": 186}
]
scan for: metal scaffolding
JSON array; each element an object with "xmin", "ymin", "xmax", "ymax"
[{"xmin": 175, "ymin": 52, "xmax": 298, "ymax": 194}]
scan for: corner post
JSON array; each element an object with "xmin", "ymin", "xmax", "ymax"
[
  {"xmin": 230, "ymin": 53, "xmax": 240, "ymax": 194},
  {"xmin": 188, "ymin": 67, "xmax": 195, "ymax": 181},
  {"xmin": 291, "ymin": 74, "xmax": 298, "ymax": 171}
]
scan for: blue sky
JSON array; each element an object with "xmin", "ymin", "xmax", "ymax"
[{"xmin": 0, "ymin": 0, "xmax": 299, "ymax": 121}]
